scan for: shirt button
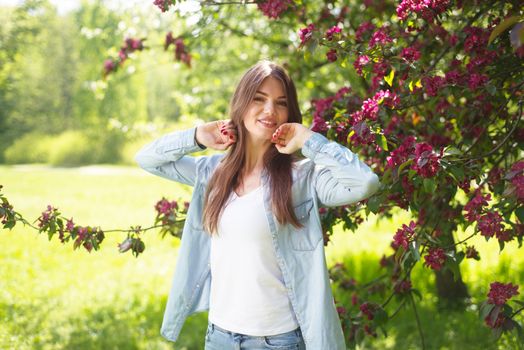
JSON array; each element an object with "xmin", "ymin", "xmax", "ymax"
[{"xmin": 196, "ymin": 284, "xmax": 200, "ymax": 288}]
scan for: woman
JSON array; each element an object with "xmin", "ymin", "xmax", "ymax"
[{"xmin": 135, "ymin": 60, "xmax": 380, "ymax": 350}]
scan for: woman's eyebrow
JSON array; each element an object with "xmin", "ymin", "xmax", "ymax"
[{"xmin": 255, "ymin": 91, "xmax": 287, "ymax": 99}]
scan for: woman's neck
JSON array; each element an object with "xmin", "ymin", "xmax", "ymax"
[{"xmin": 243, "ymin": 135, "xmax": 270, "ymax": 176}]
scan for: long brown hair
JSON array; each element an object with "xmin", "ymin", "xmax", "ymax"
[{"xmin": 203, "ymin": 60, "xmax": 303, "ymax": 234}]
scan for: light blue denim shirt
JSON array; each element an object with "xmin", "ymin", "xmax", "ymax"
[{"xmin": 135, "ymin": 127, "xmax": 380, "ymax": 350}]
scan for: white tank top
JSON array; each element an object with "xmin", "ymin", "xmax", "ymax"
[{"xmin": 208, "ymin": 185, "xmax": 299, "ymax": 336}]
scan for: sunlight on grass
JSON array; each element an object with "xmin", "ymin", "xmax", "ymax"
[{"xmin": 1, "ymin": 165, "xmax": 522, "ymax": 349}]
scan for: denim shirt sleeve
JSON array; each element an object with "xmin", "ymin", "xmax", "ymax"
[
  {"xmin": 134, "ymin": 127, "xmax": 206, "ymax": 186},
  {"xmin": 301, "ymin": 132, "xmax": 380, "ymax": 207}
]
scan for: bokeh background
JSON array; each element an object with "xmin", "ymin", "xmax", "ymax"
[{"xmin": 1, "ymin": 0, "xmax": 522, "ymax": 349}]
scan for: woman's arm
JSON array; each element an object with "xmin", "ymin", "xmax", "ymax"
[
  {"xmin": 135, "ymin": 121, "xmax": 237, "ymax": 186},
  {"xmin": 272, "ymin": 123, "xmax": 380, "ymax": 207},
  {"xmin": 134, "ymin": 127, "xmax": 205, "ymax": 186},
  {"xmin": 302, "ymin": 132, "xmax": 380, "ymax": 207}
]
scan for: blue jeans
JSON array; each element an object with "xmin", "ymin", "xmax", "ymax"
[{"xmin": 204, "ymin": 322, "xmax": 306, "ymax": 350}]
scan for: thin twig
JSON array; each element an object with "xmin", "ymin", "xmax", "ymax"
[{"xmin": 409, "ymin": 293, "xmax": 427, "ymax": 350}]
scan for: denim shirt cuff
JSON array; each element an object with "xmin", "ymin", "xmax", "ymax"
[{"xmin": 301, "ymin": 132, "xmax": 329, "ymax": 161}]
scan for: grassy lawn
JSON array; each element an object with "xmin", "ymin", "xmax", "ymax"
[{"xmin": 0, "ymin": 165, "xmax": 522, "ymax": 349}]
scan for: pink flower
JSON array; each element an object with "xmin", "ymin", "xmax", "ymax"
[
  {"xmin": 353, "ymin": 55, "xmax": 370, "ymax": 76},
  {"xmin": 394, "ymin": 279, "xmax": 412, "ymax": 294},
  {"xmin": 464, "ymin": 192, "xmax": 491, "ymax": 222},
  {"xmin": 325, "ymin": 26, "xmax": 342, "ymax": 41},
  {"xmin": 66, "ymin": 218, "xmax": 75, "ymax": 232},
  {"xmin": 423, "ymin": 76, "xmax": 445, "ymax": 96},
  {"xmin": 445, "ymin": 70, "xmax": 462, "ymax": 85},
  {"xmin": 355, "ymin": 21, "xmax": 375, "ymax": 42},
  {"xmin": 326, "ymin": 49, "xmax": 338, "ymax": 62},
  {"xmin": 411, "ymin": 142, "xmax": 440, "ymax": 178},
  {"xmin": 477, "ymin": 211, "xmax": 504, "ymax": 239},
  {"xmin": 373, "ymin": 89, "xmax": 399, "ymax": 108},
  {"xmin": 104, "ymin": 59, "xmax": 116, "ymax": 75},
  {"xmin": 386, "ymin": 136, "xmax": 416, "ymax": 169},
  {"xmin": 397, "ymin": 0, "xmax": 450, "ymax": 21},
  {"xmin": 468, "ymin": 73, "xmax": 489, "ymax": 90},
  {"xmin": 164, "ymin": 31, "xmax": 175, "ymax": 50},
  {"xmin": 359, "ymin": 302, "xmax": 374, "ymax": 320},
  {"xmin": 361, "ymin": 98, "xmax": 379, "ymax": 121},
  {"xmin": 400, "ymin": 47, "xmax": 421, "ymax": 62},
  {"xmin": 153, "ymin": 0, "xmax": 171, "ymax": 12},
  {"xmin": 424, "ymin": 247, "xmax": 446, "ymax": 270},
  {"xmin": 368, "ymin": 27, "xmax": 392, "ymax": 48},
  {"xmin": 487, "ymin": 282, "xmax": 519, "ymax": 305},
  {"xmin": 257, "ymin": 0, "xmax": 291, "ymax": 19},
  {"xmin": 299, "ymin": 24, "xmax": 315, "ymax": 46},
  {"xmin": 391, "ymin": 221, "xmax": 417, "ymax": 250}
]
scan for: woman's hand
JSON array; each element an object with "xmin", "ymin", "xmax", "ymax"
[
  {"xmin": 271, "ymin": 123, "xmax": 313, "ymax": 154},
  {"xmin": 195, "ymin": 120, "xmax": 237, "ymax": 150}
]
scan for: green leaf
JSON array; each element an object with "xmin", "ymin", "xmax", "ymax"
[
  {"xmin": 398, "ymin": 159, "xmax": 413, "ymax": 175},
  {"xmin": 367, "ymin": 194, "xmax": 382, "ymax": 214},
  {"xmin": 423, "ymin": 178, "xmax": 437, "ymax": 193},
  {"xmin": 411, "ymin": 289, "xmax": 423, "ymax": 301},
  {"xmin": 384, "ymin": 69, "xmax": 395, "ymax": 87},
  {"xmin": 376, "ymin": 133, "xmax": 389, "ymax": 151},
  {"xmin": 409, "ymin": 241, "xmax": 421, "ymax": 261},
  {"xmin": 479, "ymin": 300, "xmax": 495, "ymax": 319},
  {"xmin": 446, "ymin": 260, "xmax": 461, "ymax": 282},
  {"xmin": 488, "ymin": 16, "xmax": 521, "ymax": 45},
  {"xmin": 515, "ymin": 207, "xmax": 524, "ymax": 223},
  {"xmin": 373, "ymin": 308, "xmax": 388, "ymax": 326}
]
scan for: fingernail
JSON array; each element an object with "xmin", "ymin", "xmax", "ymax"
[
  {"xmin": 229, "ymin": 135, "xmax": 234, "ymax": 140},
  {"xmin": 222, "ymin": 130, "xmax": 227, "ymax": 135}
]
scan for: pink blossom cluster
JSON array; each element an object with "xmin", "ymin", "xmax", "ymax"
[
  {"xmin": 411, "ymin": 142, "xmax": 441, "ymax": 178},
  {"xmin": 396, "ymin": 0, "xmax": 450, "ymax": 21},
  {"xmin": 104, "ymin": 37, "xmax": 145, "ymax": 75},
  {"xmin": 400, "ymin": 46, "xmax": 421, "ymax": 62},
  {"xmin": 393, "ymin": 279, "xmax": 412, "ymax": 294},
  {"xmin": 155, "ymin": 197, "xmax": 178, "ymax": 215},
  {"xmin": 310, "ymin": 87, "xmax": 351, "ymax": 133},
  {"xmin": 487, "ymin": 282, "xmax": 519, "ymax": 306},
  {"xmin": 368, "ymin": 27, "xmax": 392, "ymax": 48},
  {"xmin": 423, "ymin": 247, "xmax": 446, "ymax": 270},
  {"xmin": 325, "ymin": 26, "xmax": 342, "ymax": 41},
  {"xmin": 355, "ymin": 21, "xmax": 375, "ymax": 42},
  {"xmin": 476, "ymin": 211, "xmax": 504, "ymax": 239},
  {"xmin": 359, "ymin": 302, "xmax": 375, "ymax": 320},
  {"xmin": 37, "ymin": 205, "xmax": 59, "ymax": 228},
  {"xmin": 391, "ymin": 221, "xmax": 417, "ymax": 250},
  {"xmin": 326, "ymin": 49, "xmax": 338, "ymax": 62},
  {"xmin": 386, "ymin": 135, "xmax": 416, "ymax": 169},
  {"xmin": 423, "ymin": 76, "xmax": 445, "ymax": 97},
  {"xmin": 164, "ymin": 34, "xmax": 191, "ymax": 67},
  {"xmin": 257, "ymin": 0, "xmax": 291, "ymax": 19},
  {"xmin": 153, "ymin": 0, "xmax": 171, "ymax": 12},
  {"xmin": 299, "ymin": 24, "xmax": 315, "ymax": 46},
  {"xmin": 464, "ymin": 192, "xmax": 491, "ymax": 222},
  {"xmin": 508, "ymin": 160, "xmax": 524, "ymax": 202},
  {"xmin": 349, "ymin": 121, "xmax": 375, "ymax": 147},
  {"xmin": 353, "ymin": 55, "xmax": 370, "ymax": 76}
]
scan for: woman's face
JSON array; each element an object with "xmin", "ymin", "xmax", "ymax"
[{"xmin": 243, "ymin": 76, "xmax": 289, "ymax": 143}]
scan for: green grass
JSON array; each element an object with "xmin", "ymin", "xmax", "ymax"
[{"xmin": 0, "ymin": 165, "xmax": 522, "ymax": 349}]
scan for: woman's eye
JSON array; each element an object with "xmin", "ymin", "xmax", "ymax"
[
  {"xmin": 278, "ymin": 101, "xmax": 288, "ymax": 107},
  {"xmin": 254, "ymin": 97, "xmax": 264, "ymax": 102}
]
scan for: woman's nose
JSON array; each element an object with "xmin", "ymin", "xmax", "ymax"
[{"xmin": 264, "ymin": 101, "xmax": 276, "ymax": 115}]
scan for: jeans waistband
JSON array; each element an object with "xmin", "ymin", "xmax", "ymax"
[{"xmin": 209, "ymin": 322, "xmax": 302, "ymax": 338}]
